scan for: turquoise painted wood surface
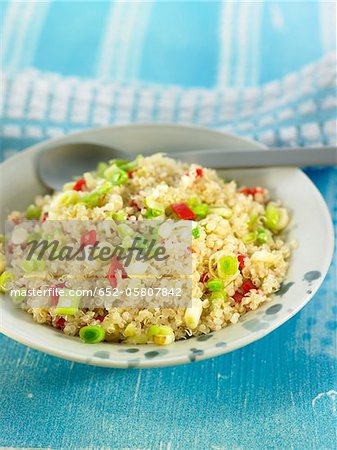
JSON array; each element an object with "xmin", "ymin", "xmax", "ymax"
[
  {"xmin": 0, "ymin": 1, "xmax": 336, "ymax": 447},
  {"xmin": 0, "ymin": 168, "xmax": 336, "ymax": 449}
]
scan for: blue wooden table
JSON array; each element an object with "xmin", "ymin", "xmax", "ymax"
[
  {"xmin": 1, "ymin": 168, "xmax": 336, "ymax": 449},
  {"xmin": 1, "ymin": 1, "xmax": 336, "ymax": 447}
]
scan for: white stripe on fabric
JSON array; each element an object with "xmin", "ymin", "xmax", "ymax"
[
  {"xmin": 235, "ymin": 1, "xmax": 250, "ymax": 87},
  {"xmin": 319, "ymin": 1, "xmax": 337, "ymax": 53},
  {"xmin": 95, "ymin": 1, "xmax": 128, "ymax": 80},
  {"xmin": 249, "ymin": 2, "xmax": 263, "ymax": 86},
  {"xmin": 113, "ymin": 2, "xmax": 142, "ymax": 81},
  {"xmin": 217, "ymin": 1, "xmax": 235, "ymax": 87},
  {"xmin": 2, "ymin": 1, "xmax": 37, "ymax": 73},
  {"xmin": 18, "ymin": 1, "xmax": 51, "ymax": 72},
  {"xmin": 118, "ymin": 0, "xmax": 153, "ymax": 82},
  {"xmin": 0, "ymin": 1, "xmax": 21, "ymax": 69},
  {"xmin": 96, "ymin": 0, "xmax": 152, "ymax": 82}
]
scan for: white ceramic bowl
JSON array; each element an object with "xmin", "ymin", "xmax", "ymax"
[{"xmin": 0, "ymin": 124, "xmax": 334, "ymax": 368}]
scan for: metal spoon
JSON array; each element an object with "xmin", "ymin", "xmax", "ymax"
[{"xmin": 37, "ymin": 142, "xmax": 337, "ymax": 191}]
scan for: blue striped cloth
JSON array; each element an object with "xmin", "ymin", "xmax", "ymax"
[{"xmin": 0, "ymin": 1, "xmax": 336, "ymax": 160}]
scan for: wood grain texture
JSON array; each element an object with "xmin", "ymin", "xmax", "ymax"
[{"xmin": 0, "ymin": 168, "xmax": 336, "ymax": 449}]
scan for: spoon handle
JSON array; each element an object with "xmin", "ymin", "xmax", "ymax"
[{"xmin": 165, "ymin": 146, "xmax": 337, "ymax": 169}]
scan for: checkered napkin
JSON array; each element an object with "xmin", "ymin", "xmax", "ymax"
[{"xmin": 1, "ymin": 52, "xmax": 336, "ymax": 160}]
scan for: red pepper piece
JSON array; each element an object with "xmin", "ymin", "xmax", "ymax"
[
  {"xmin": 242, "ymin": 279, "xmax": 255, "ymax": 293},
  {"xmin": 80, "ymin": 230, "xmax": 97, "ymax": 247},
  {"xmin": 171, "ymin": 203, "xmax": 196, "ymax": 220},
  {"xmin": 107, "ymin": 256, "xmax": 127, "ymax": 288},
  {"xmin": 237, "ymin": 253, "xmax": 245, "ymax": 270},
  {"xmin": 233, "ymin": 292, "xmax": 244, "ymax": 303},
  {"xmin": 129, "ymin": 199, "xmax": 141, "ymax": 211},
  {"xmin": 239, "ymin": 187, "xmax": 265, "ymax": 196},
  {"xmin": 186, "ymin": 168, "xmax": 203, "ymax": 178},
  {"xmin": 42, "ymin": 212, "xmax": 48, "ymax": 222},
  {"xmin": 97, "ymin": 315, "xmax": 105, "ymax": 322},
  {"xmin": 55, "ymin": 318, "xmax": 65, "ymax": 329},
  {"xmin": 51, "ymin": 282, "xmax": 66, "ymax": 306},
  {"xmin": 200, "ymin": 273, "xmax": 210, "ymax": 283},
  {"xmin": 73, "ymin": 178, "xmax": 86, "ymax": 191},
  {"xmin": 128, "ymin": 170, "xmax": 135, "ymax": 179}
]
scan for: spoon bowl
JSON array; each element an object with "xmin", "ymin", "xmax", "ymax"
[{"xmin": 37, "ymin": 142, "xmax": 129, "ymax": 191}]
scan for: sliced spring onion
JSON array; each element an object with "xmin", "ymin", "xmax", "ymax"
[
  {"xmin": 114, "ymin": 155, "xmax": 143, "ymax": 172},
  {"xmin": 210, "ymin": 290, "xmax": 228, "ymax": 301},
  {"xmin": 143, "ymin": 208, "xmax": 164, "ymax": 219},
  {"xmin": 210, "ymin": 290, "xmax": 228, "ymax": 307},
  {"xmin": 0, "ymin": 271, "xmax": 14, "ymax": 292},
  {"xmin": 147, "ymin": 324, "xmax": 175, "ymax": 345},
  {"xmin": 145, "ymin": 196, "xmax": 165, "ymax": 211},
  {"xmin": 79, "ymin": 325, "xmax": 106, "ymax": 344},
  {"xmin": 153, "ymin": 333, "xmax": 175, "ymax": 346},
  {"xmin": 243, "ymin": 234, "xmax": 253, "ymax": 246},
  {"xmin": 54, "ymin": 289, "xmax": 81, "ymax": 315},
  {"xmin": 190, "ymin": 203, "xmax": 209, "ymax": 219},
  {"xmin": 187, "ymin": 197, "xmax": 200, "ymax": 208},
  {"xmin": 117, "ymin": 223, "xmax": 135, "ymax": 239},
  {"xmin": 248, "ymin": 213, "xmax": 259, "ymax": 230},
  {"xmin": 27, "ymin": 232, "xmax": 42, "ymax": 242},
  {"xmin": 264, "ymin": 203, "xmax": 280, "ymax": 233},
  {"xmin": 55, "ymin": 191, "xmax": 81, "ymax": 207},
  {"xmin": 147, "ymin": 325, "xmax": 161, "ymax": 338},
  {"xmin": 217, "ymin": 255, "xmax": 239, "ymax": 279},
  {"xmin": 97, "ymin": 161, "xmax": 108, "ymax": 177},
  {"xmin": 208, "ymin": 206, "xmax": 233, "ymax": 219},
  {"xmin": 83, "ymin": 172, "xmax": 96, "ymax": 190},
  {"xmin": 184, "ymin": 298, "xmax": 203, "ymax": 330},
  {"xmin": 107, "ymin": 210, "xmax": 128, "ymax": 221},
  {"xmin": 264, "ymin": 203, "xmax": 289, "ymax": 233},
  {"xmin": 124, "ymin": 323, "xmax": 138, "ymax": 337},
  {"xmin": 113, "ymin": 211, "xmax": 128, "ymax": 221},
  {"xmin": 207, "ymin": 279, "xmax": 224, "ymax": 291},
  {"xmin": 277, "ymin": 208, "xmax": 290, "ymax": 231},
  {"xmin": 256, "ymin": 227, "xmax": 270, "ymax": 244},
  {"xmin": 20, "ymin": 257, "xmax": 45, "ymax": 273},
  {"xmin": 126, "ymin": 334, "xmax": 149, "ymax": 344},
  {"xmin": 81, "ymin": 181, "xmax": 113, "ymax": 206},
  {"xmin": 104, "ymin": 165, "xmax": 128, "ymax": 186},
  {"xmin": 97, "ymin": 181, "xmax": 114, "ymax": 195},
  {"xmin": 11, "ymin": 288, "xmax": 26, "ymax": 305},
  {"xmin": 192, "ymin": 227, "xmax": 200, "ymax": 239},
  {"xmin": 26, "ymin": 204, "xmax": 41, "ymax": 220},
  {"xmin": 81, "ymin": 192, "xmax": 102, "ymax": 207},
  {"xmin": 251, "ymin": 250, "xmax": 278, "ymax": 264}
]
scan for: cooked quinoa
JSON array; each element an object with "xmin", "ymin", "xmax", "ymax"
[{"xmin": 0, "ymin": 153, "xmax": 292, "ymax": 345}]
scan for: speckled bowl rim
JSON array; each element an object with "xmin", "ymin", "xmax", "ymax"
[{"xmin": 0, "ymin": 124, "xmax": 334, "ymax": 368}]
